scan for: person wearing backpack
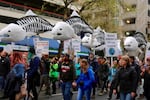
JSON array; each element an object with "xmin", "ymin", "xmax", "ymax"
[
  {"xmin": 27, "ymin": 47, "xmax": 41, "ymax": 100},
  {"xmin": 49, "ymin": 57, "xmax": 59, "ymax": 94},
  {"xmin": 72, "ymin": 59, "xmax": 95, "ymax": 100}
]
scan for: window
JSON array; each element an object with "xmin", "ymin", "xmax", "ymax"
[
  {"xmin": 148, "ymin": 22, "xmax": 150, "ymax": 28},
  {"xmin": 148, "ymin": 10, "xmax": 150, "ymax": 17},
  {"xmin": 124, "ymin": 18, "xmax": 136, "ymax": 24},
  {"xmin": 124, "ymin": 31, "xmax": 136, "ymax": 36},
  {"xmin": 131, "ymin": 5, "xmax": 136, "ymax": 9},
  {"xmin": 125, "ymin": 4, "xmax": 136, "ymax": 12}
]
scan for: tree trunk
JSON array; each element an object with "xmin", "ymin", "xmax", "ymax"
[{"xmin": 58, "ymin": 40, "xmax": 64, "ymax": 58}]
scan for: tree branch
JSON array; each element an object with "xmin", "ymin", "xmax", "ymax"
[{"xmin": 79, "ymin": 1, "xmax": 94, "ymax": 13}]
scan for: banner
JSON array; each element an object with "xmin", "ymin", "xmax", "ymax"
[
  {"xmin": 71, "ymin": 38, "xmax": 81, "ymax": 55},
  {"xmin": 64, "ymin": 38, "xmax": 81, "ymax": 55},
  {"xmin": 34, "ymin": 40, "xmax": 49, "ymax": 57},
  {"xmin": 64, "ymin": 39, "xmax": 72, "ymax": 54},
  {"xmin": 105, "ymin": 33, "xmax": 118, "ymax": 57}
]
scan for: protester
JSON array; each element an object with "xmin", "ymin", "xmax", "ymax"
[
  {"xmin": 97, "ymin": 56, "xmax": 109, "ymax": 96},
  {"xmin": 4, "ymin": 52, "xmax": 25, "ymax": 100},
  {"xmin": 49, "ymin": 57, "xmax": 59, "ymax": 94},
  {"xmin": 27, "ymin": 47, "xmax": 41, "ymax": 100},
  {"xmin": 87, "ymin": 52, "xmax": 98, "ymax": 97},
  {"xmin": 0, "ymin": 50, "xmax": 10, "ymax": 89},
  {"xmin": 129, "ymin": 56, "xmax": 141, "ymax": 100},
  {"xmin": 39, "ymin": 53, "xmax": 50, "ymax": 95},
  {"xmin": 107, "ymin": 60, "xmax": 118, "ymax": 100},
  {"xmin": 113, "ymin": 55, "xmax": 137, "ymax": 100},
  {"xmin": 0, "ymin": 50, "xmax": 10, "ymax": 99},
  {"xmin": 141, "ymin": 59, "xmax": 150, "ymax": 100},
  {"xmin": 72, "ymin": 59, "xmax": 95, "ymax": 100},
  {"xmin": 59, "ymin": 53, "xmax": 76, "ymax": 100}
]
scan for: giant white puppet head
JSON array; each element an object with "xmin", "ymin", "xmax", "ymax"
[
  {"xmin": 81, "ymin": 27, "xmax": 105, "ymax": 51},
  {"xmin": 0, "ymin": 23, "xmax": 26, "ymax": 42},
  {"xmin": 123, "ymin": 32, "xmax": 147, "ymax": 60},
  {"xmin": 124, "ymin": 36, "xmax": 139, "ymax": 51},
  {"xmin": 81, "ymin": 33, "xmax": 92, "ymax": 47},
  {"xmin": 51, "ymin": 22, "xmax": 77, "ymax": 41}
]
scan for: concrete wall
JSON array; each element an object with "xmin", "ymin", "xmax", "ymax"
[
  {"xmin": 0, "ymin": 7, "xmax": 62, "ymax": 29},
  {"xmin": 136, "ymin": 0, "xmax": 148, "ymax": 34},
  {"xmin": 121, "ymin": 0, "xmax": 149, "ymax": 35}
]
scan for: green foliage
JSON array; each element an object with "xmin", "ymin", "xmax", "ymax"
[
  {"xmin": 79, "ymin": 0, "xmax": 120, "ymax": 33},
  {"xmin": 118, "ymin": 0, "xmax": 136, "ymax": 12}
]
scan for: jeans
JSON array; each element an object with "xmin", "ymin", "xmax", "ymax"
[
  {"xmin": 61, "ymin": 81, "xmax": 72, "ymax": 100},
  {"xmin": 27, "ymin": 78, "xmax": 38, "ymax": 100},
  {"xmin": 120, "ymin": 92, "xmax": 132, "ymax": 100},
  {"xmin": 41, "ymin": 74, "xmax": 50, "ymax": 94},
  {"xmin": 0, "ymin": 76, "xmax": 5, "ymax": 90},
  {"xmin": 77, "ymin": 88, "xmax": 92, "ymax": 100}
]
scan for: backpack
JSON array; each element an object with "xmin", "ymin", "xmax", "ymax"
[{"xmin": 49, "ymin": 63, "xmax": 59, "ymax": 79}]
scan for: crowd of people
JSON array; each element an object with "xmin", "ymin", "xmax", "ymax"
[{"xmin": 0, "ymin": 47, "xmax": 149, "ymax": 100}]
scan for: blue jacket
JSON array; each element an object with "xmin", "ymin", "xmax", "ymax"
[
  {"xmin": 76, "ymin": 67, "xmax": 95, "ymax": 90},
  {"xmin": 108, "ymin": 67, "xmax": 117, "ymax": 82},
  {"xmin": 12, "ymin": 63, "xmax": 25, "ymax": 78},
  {"xmin": 5, "ymin": 63, "xmax": 25, "ymax": 96},
  {"xmin": 27, "ymin": 56, "xmax": 40, "ymax": 78}
]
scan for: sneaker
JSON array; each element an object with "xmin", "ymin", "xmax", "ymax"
[
  {"xmin": 91, "ymin": 95, "xmax": 95, "ymax": 99},
  {"xmin": 98, "ymin": 92, "xmax": 104, "ymax": 96},
  {"xmin": 104, "ymin": 89, "xmax": 108, "ymax": 93}
]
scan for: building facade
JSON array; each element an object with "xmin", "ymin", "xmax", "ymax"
[
  {"xmin": 121, "ymin": 0, "xmax": 149, "ymax": 39},
  {"xmin": 0, "ymin": 0, "xmax": 64, "ymax": 29}
]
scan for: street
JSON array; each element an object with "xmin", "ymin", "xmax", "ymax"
[
  {"xmin": 0, "ymin": 85, "xmax": 146, "ymax": 100},
  {"xmin": 38, "ymin": 90, "xmax": 146, "ymax": 100},
  {"xmin": 0, "ymin": 90, "xmax": 146, "ymax": 100},
  {"xmin": 39, "ymin": 91, "xmax": 116, "ymax": 100}
]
